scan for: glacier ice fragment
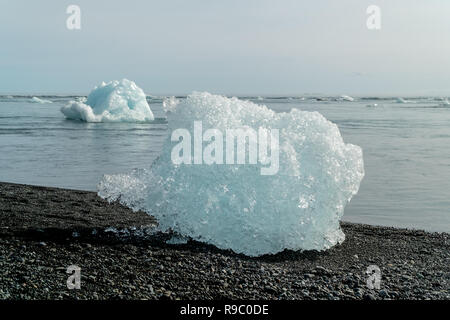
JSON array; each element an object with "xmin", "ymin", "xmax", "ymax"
[
  {"xmin": 61, "ymin": 79, "xmax": 154, "ymax": 122},
  {"xmin": 98, "ymin": 92, "xmax": 364, "ymax": 256}
]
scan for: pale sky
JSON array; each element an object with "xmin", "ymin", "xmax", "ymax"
[{"xmin": 1, "ymin": 0, "xmax": 449, "ymax": 95}]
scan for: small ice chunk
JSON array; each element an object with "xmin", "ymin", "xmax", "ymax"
[
  {"xmin": 61, "ymin": 79, "xmax": 154, "ymax": 122},
  {"xmin": 104, "ymin": 227, "xmax": 119, "ymax": 234},
  {"xmin": 31, "ymin": 97, "xmax": 52, "ymax": 104},
  {"xmin": 340, "ymin": 95, "xmax": 354, "ymax": 102}
]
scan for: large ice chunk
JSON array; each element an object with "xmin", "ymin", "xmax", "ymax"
[
  {"xmin": 98, "ymin": 92, "xmax": 364, "ymax": 256},
  {"xmin": 61, "ymin": 79, "xmax": 154, "ymax": 122}
]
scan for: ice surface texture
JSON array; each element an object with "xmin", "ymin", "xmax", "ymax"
[
  {"xmin": 98, "ymin": 92, "xmax": 364, "ymax": 256},
  {"xmin": 61, "ymin": 79, "xmax": 154, "ymax": 122}
]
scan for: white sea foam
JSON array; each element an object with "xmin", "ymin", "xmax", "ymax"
[
  {"xmin": 61, "ymin": 79, "xmax": 154, "ymax": 122},
  {"xmin": 98, "ymin": 92, "xmax": 364, "ymax": 256}
]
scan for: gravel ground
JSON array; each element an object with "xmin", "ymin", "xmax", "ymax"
[{"xmin": 0, "ymin": 182, "xmax": 449, "ymax": 300}]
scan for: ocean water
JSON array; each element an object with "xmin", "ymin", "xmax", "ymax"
[{"xmin": 0, "ymin": 95, "xmax": 449, "ymax": 233}]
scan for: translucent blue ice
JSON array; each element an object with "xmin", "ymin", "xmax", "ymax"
[
  {"xmin": 98, "ymin": 92, "xmax": 364, "ymax": 256},
  {"xmin": 61, "ymin": 79, "xmax": 154, "ymax": 122}
]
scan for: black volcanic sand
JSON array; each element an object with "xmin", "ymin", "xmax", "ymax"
[{"xmin": 0, "ymin": 182, "xmax": 448, "ymax": 300}]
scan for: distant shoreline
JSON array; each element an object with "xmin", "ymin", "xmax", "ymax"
[{"xmin": 0, "ymin": 181, "xmax": 448, "ymax": 300}]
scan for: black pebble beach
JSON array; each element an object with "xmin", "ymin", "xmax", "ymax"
[{"xmin": 0, "ymin": 182, "xmax": 448, "ymax": 300}]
